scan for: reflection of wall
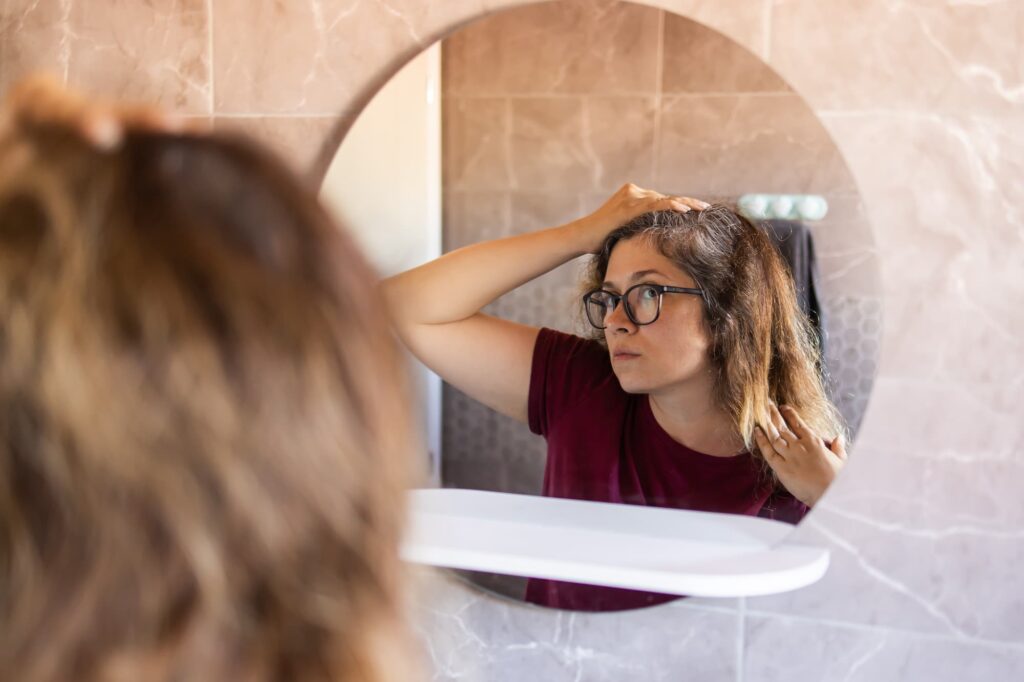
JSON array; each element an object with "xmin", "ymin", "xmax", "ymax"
[
  {"xmin": 3, "ymin": 0, "xmax": 1021, "ymax": 679},
  {"xmin": 440, "ymin": 2, "xmax": 881, "ymax": 505}
]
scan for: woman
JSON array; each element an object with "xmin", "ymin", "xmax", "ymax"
[
  {"xmin": 0, "ymin": 77, "xmax": 421, "ymax": 680},
  {"xmin": 384, "ymin": 183, "xmax": 848, "ymax": 611}
]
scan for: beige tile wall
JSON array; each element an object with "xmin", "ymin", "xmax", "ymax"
[{"xmin": 2, "ymin": 0, "xmax": 1021, "ymax": 679}]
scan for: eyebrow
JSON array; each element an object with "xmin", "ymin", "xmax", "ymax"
[{"xmin": 602, "ymin": 269, "xmax": 669, "ymax": 290}]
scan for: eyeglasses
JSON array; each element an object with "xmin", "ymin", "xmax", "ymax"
[{"xmin": 583, "ymin": 283, "xmax": 704, "ymax": 330}]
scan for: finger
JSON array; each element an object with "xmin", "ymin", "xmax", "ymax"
[
  {"xmin": 656, "ymin": 196, "xmax": 690, "ymax": 212},
  {"xmin": 829, "ymin": 434, "xmax": 848, "ymax": 460},
  {"xmin": 763, "ymin": 409, "xmax": 782, "ymax": 442},
  {"xmin": 8, "ymin": 75, "xmax": 122, "ymax": 148},
  {"xmin": 673, "ymin": 195, "xmax": 710, "ymax": 211},
  {"xmin": 768, "ymin": 403, "xmax": 793, "ymax": 441},
  {"xmin": 619, "ymin": 182, "xmax": 648, "ymax": 200},
  {"xmin": 753, "ymin": 426, "xmax": 785, "ymax": 466},
  {"xmin": 80, "ymin": 111, "xmax": 123, "ymax": 149},
  {"xmin": 779, "ymin": 405, "xmax": 814, "ymax": 442},
  {"xmin": 8, "ymin": 75, "xmax": 191, "ymax": 149}
]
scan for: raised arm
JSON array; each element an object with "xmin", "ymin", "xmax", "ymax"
[{"xmin": 382, "ymin": 184, "xmax": 707, "ymax": 423}]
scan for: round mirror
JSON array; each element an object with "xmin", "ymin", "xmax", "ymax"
[{"xmin": 321, "ymin": 0, "xmax": 881, "ymax": 612}]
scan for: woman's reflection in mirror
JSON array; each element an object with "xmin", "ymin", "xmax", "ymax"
[{"xmin": 384, "ymin": 183, "xmax": 847, "ymax": 611}]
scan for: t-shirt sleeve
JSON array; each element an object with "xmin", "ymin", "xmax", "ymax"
[{"xmin": 528, "ymin": 327, "xmax": 611, "ymax": 437}]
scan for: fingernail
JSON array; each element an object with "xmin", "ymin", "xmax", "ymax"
[
  {"xmin": 87, "ymin": 115, "xmax": 122, "ymax": 150},
  {"xmin": 697, "ymin": 200, "xmax": 711, "ymax": 209}
]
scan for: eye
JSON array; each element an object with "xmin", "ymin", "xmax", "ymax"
[{"xmin": 639, "ymin": 285, "xmax": 659, "ymax": 300}]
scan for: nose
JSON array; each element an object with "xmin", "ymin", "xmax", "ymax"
[{"xmin": 605, "ymin": 299, "xmax": 635, "ymax": 334}]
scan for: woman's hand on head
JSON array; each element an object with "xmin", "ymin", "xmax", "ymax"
[
  {"xmin": 1, "ymin": 73, "xmax": 201, "ymax": 150},
  {"xmin": 573, "ymin": 183, "xmax": 709, "ymax": 254},
  {"xmin": 753, "ymin": 403, "xmax": 847, "ymax": 508}
]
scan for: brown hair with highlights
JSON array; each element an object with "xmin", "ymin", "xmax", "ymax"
[
  {"xmin": 0, "ymin": 104, "xmax": 420, "ymax": 680},
  {"xmin": 582, "ymin": 207, "xmax": 845, "ymax": 475}
]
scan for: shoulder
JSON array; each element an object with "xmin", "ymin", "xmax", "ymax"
[
  {"xmin": 528, "ymin": 327, "xmax": 617, "ymax": 436},
  {"xmin": 535, "ymin": 327, "xmax": 608, "ymax": 368}
]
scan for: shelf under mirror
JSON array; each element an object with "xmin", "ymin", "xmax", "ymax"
[{"xmin": 402, "ymin": 489, "xmax": 829, "ymax": 598}]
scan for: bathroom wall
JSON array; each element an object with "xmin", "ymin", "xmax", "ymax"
[
  {"xmin": 2, "ymin": 1, "xmax": 1021, "ymax": 680},
  {"xmin": 439, "ymin": 2, "xmax": 881, "ymax": 519}
]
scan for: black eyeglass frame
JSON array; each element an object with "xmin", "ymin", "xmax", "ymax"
[{"xmin": 582, "ymin": 283, "xmax": 705, "ymax": 330}]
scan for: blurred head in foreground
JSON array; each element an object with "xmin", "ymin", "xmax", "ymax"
[{"xmin": 0, "ymin": 77, "xmax": 419, "ymax": 682}]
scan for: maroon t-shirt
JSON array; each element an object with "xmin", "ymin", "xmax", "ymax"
[{"xmin": 524, "ymin": 327, "xmax": 808, "ymax": 611}]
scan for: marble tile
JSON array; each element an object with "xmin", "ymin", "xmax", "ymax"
[
  {"xmin": 807, "ymin": 193, "xmax": 881, "ymax": 299},
  {"xmin": 508, "ymin": 97, "xmax": 591, "ymax": 191},
  {"xmin": 442, "ymin": 190, "xmax": 511, "ymax": 251},
  {"xmin": 817, "ymin": 113, "xmax": 1024, "ymax": 304},
  {"xmin": 212, "ymin": 0, "xmax": 428, "ymax": 114},
  {"xmin": 68, "ymin": 0, "xmax": 210, "ymax": 114},
  {"xmin": 442, "ymin": 97, "xmax": 511, "ymax": 191},
  {"xmin": 823, "ymin": 437, "xmax": 1024, "ymax": 537},
  {"xmin": 852, "ymin": 378, "xmax": 1021, "ymax": 464},
  {"xmin": 505, "ymin": 191, "xmax": 589, "ymax": 330},
  {"xmin": 656, "ymin": 93, "xmax": 859, "ymax": 197},
  {"xmin": 749, "ymin": 502, "xmax": 1024, "ymax": 643},
  {"xmin": 769, "ymin": 0, "xmax": 1024, "ymax": 115},
  {"xmin": 813, "ymin": 111, "xmax": 1024, "ymax": 468},
  {"xmin": 583, "ymin": 96, "xmax": 659, "ymax": 191},
  {"xmin": 214, "ymin": 115, "xmax": 337, "ymax": 181},
  {"xmin": 662, "ymin": 0, "xmax": 769, "ymax": 58},
  {"xmin": 747, "ymin": 508, "xmax": 961, "ymax": 635},
  {"xmin": 876, "ymin": 294, "xmax": 1024, "ymax": 392},
  {"xmin": 508, "ymin": 190, "xmax": 587, "ymax": 234},
  {"xmin": 441, "ymin": 0, "xmax": 661, "ymax": 95},
  {"xmin": 0, "ymin": 0, "xmax": 72, "ymax": 92},
  {"xmin": 662, "ymin": 13, "xmax": 790, "ymax": 93},
  {"xmin": 445, "ymin": 94, "xmax": 658, "ymax": 194},
  {"xmin": 744, "ymin": 614, "xmax": 1024, "ymax": 682},
  {"xmin": 414, "ymin": 570, "xmax": 741, "ymax": 682}
]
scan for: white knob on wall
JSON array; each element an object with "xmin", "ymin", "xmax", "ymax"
[{"xmin": 738, "ymin": 194, "xmax": 829, "ymax": 221}]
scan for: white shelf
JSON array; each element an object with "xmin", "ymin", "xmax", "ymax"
[{"xmin": 402, "ymin": 488, "xmax": 829, "ymax": 598}]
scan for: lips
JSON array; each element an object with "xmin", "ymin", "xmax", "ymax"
[{"xmin": 611, "ymin": 349, "xmax": 640, "ymax": 361}]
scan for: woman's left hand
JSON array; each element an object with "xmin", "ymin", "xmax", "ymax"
[
  {"xmin": 0, "ymin": 73, "xmax": 195, "ymax": 150},
  {"xmin": 754, "ymin": 403, "xmax": 847, "ymax": 507}
]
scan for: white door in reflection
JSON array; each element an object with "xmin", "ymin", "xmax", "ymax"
[{"xmin": 319, "ymin": 44, "xmax": 443, "ymax": 484}]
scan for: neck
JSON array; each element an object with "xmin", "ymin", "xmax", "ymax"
[{"xmin": 648, "ymin": 372, "xmax": 744, "ymax": 457}]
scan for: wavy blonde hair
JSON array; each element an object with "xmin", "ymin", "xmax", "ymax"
[
  {"xmin": 0, "ymin": 113, "xmax": 421, "ymax": 679},
  {"xmin": 582, "ymin": 207, "xmax": 846, "ymax": 474}
]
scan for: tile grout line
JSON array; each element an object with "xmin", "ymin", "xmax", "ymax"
[
  {"xmin": 0, "ymin": 0, "xmax": 7, "ymax": 85},
  {"xmin": 651, "ymin": 8, "xmax": 664, "ymax": 186},
  {"xmin": 214, "ymin": 113, "xmax": 342, "ymax": 119},
  {"xmin": 440, "ymin": 91, "xmax": 795, "ymax": 100},
  {"xmin": 206, "ymin": 0, "xmax": 214, "ymax": 117},
  {"xmin": 762, "ymin": 0, "xmax": 772, "ymax": 62},
  {"xmin": 744, "ymin": 608, "xmax": 1024, "ymax": 653},
  {"xmin": 60, "ymin": 0, "xmax": 72, "ymax": 84},
  {"xmin": 737, "ymin": 597, "xmax": 746, "ymax": 682}
]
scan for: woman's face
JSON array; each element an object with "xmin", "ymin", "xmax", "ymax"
[{"xmin": 600, "ymin": 237, "xmax": 711, "ymax": 394}]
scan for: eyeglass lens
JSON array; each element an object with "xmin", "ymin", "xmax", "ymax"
[{"xmin": 585, "ymin": 285, "xmax": 661, "ymax": 329}]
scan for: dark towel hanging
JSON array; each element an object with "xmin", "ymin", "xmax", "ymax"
[{"xmin": 762, "ymin": 219, "xmax": 827, "ymax": 359}]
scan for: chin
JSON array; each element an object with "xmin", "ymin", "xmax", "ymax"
[{"xmin": 612, "ymin": 370, "xmax": 652, "ymax": 394}]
